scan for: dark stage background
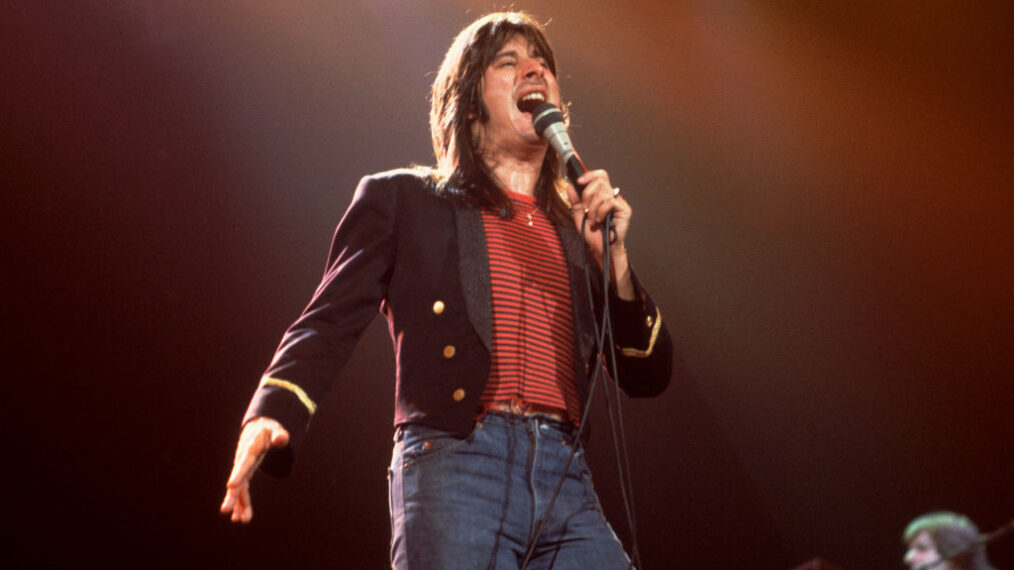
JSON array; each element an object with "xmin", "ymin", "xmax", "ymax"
[{"xmin": 3, "ymin": 2, "xmax": 1011, "ymax": 568}]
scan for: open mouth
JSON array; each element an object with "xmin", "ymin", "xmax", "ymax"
[{"xmin": 517, "ymin": 92, "xmax": 547, "ymax": 113}]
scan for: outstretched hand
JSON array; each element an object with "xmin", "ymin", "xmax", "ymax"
[{"xmin": 220, "ymin": 417, "xmax": 290, "ymax": 523}]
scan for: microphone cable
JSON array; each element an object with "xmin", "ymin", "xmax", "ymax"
[{"xmin": 587, "ymin": 211, "xmax": 643, "ymax": 569}]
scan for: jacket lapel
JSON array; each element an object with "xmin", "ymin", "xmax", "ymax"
[
  {"xmin": 557, "ymin": 223, "xmax": 597, "ymax": 367},
  {"xmin": 454, "ymin": 205, "xmax": 493, "ymax": 352}
]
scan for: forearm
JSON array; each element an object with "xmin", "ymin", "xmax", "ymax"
[{"xmin": 608, "ymin": 246, "xmax": 635, "ymax": 301}]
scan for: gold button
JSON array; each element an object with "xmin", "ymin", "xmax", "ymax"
[
  {"xmin": 452, "ymin": 388, "xmax": 466, "ymax": 401},
  {"xmin": 443, "ymin": 345, "xmax": 456, "ymax": 358},
  {"xmin": 645, "ymin": 315, "xmax": 654, "ymax": 327},
  {"xmin": 432, "ymin": 300, "xmax": 445, "ymax": 315}
]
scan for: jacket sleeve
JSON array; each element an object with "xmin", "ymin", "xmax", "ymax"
[
  {"xmin": 603, "ymin": 268, "xmax": 673, "ymax": 398},
  {"xmin": 241, "ymin": 174, "xmax": 398, "ymax": 476}
]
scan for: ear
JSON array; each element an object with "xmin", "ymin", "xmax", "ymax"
[
  {"xmin": 467, "ymin": 104, "xmax": 487, "ymax": 124},
  {"xmin": 469, "ymin": 118, "xmax": 483, "ymax": 146}
]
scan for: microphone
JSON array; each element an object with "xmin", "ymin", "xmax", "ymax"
[
  {"xmin": 532, "ymin": 101, "xmax": 616, "ymax": 242},
  {"xmin": 532, "ymin": 102, "xmax": 589, "ymax": 191}
]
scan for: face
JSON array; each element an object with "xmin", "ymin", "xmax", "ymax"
[
  {"xmin": 905, "ymin": 531, "xmax": 950, "ymax": 570},
  {"xmin": 474, "ymin": 34, "xmax": 561, "ymax": 157}
]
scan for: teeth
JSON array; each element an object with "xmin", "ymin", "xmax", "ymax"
[{"xmin": 517, "ymin": 92, "xmax": 547, "ymax": 113}]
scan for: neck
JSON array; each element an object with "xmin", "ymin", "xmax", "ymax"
[{"xmin": 482, "ymin": 144, "xmax": 546, "ymax": 196}]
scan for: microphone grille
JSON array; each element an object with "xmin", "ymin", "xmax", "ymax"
[{"xmin": 532, "ymin": 102, "xmax": 565, "ymax": 135}]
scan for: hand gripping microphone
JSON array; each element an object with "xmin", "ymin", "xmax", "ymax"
[{"xmin": 532, "ymin": 101, "xmax": 616, "ymax": 240}]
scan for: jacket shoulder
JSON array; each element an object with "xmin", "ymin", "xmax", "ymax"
[
  {"xmin": 359, "ymin": 167, "xmax": 439, "ymax": 191},
  {"xmin": 358, "ymin": 167, "xmax": 474, "ymax": 206}
]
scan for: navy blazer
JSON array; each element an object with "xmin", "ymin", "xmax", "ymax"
[{"xmin": 244, "ymin": 169, "xmax": 672, "ymax": 475}]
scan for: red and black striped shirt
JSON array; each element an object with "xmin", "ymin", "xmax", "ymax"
[{"xmin": 479, "ymin": 190, "xmax": 579, "ymax": 424}]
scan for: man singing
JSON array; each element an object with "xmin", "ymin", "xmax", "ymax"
[{"xmin": 221, "ymin": 11, "xmax": 673, "ymax": 568}]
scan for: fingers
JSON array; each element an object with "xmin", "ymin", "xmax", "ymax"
[
  {"xmin": 575, "ymin": 170, "xmax": 629, "ymax": 226},
  {"xmin": 220, "ymin": 480, "xmax": 253, "ymax": 523},
  {"xmin": 220, "ymin": 431, "xmax": 265, "ymax": 524}
]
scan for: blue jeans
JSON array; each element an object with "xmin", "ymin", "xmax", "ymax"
[{"xmin": 388, "ymin": 412, "xmax": 632, "ymax": 569}]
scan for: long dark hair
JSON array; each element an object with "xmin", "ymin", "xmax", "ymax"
[{"xmin": 430, "ymin": 11, "xmax": 572, "ymax": 224}]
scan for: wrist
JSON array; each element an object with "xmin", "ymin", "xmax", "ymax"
[{"xmin": 609, "ymin": 248, "xmax": 635, "ymax": 301}]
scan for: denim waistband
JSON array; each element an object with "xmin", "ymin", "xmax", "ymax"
[
  {"xmin": 479, "ymin": 409, "xmax": 579, "ymax": 439},
  {"xmin": 393, "ymin": 411, "xmax": 580, "ymax": 443}
]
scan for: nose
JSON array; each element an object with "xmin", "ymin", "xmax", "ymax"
[{"xmin": 520, "ymin": 56, "xmax": 545, "ymax": 80}]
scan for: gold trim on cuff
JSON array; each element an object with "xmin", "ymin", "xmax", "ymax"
[
  {"xmin": 260, "ymin": 377, "xmax": 317, "ymax": 416},
  {"xmin": 619, "ymin": 307, "xmax": 662, "ymax": 358}
]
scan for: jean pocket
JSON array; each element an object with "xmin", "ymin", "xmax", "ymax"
[{"xmin": 397, "ymin": 424, "xmax": 472, "ymax": 469}]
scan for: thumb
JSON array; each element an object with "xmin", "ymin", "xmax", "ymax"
[{"xmin": 269, "ymin": 425, "xmax": 290, "ymax": 448}]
